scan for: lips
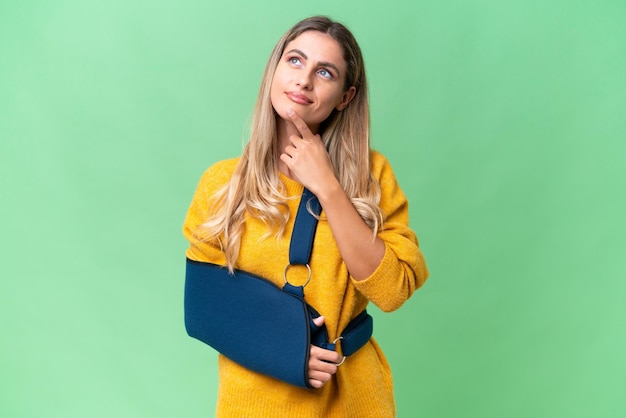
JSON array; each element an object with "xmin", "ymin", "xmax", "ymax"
[{"xmin": 286, "ymin": 92, "xmax": 313, "ymax": 105}]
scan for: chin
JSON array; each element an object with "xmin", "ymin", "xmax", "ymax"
[{"xmin": 273, "ymin": 103, "xmax": 328, "ymax": 131}]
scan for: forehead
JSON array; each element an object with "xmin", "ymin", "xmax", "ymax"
[{"xmin": 283, "ymin": 31, "xmax": 346, "ymax": 70}]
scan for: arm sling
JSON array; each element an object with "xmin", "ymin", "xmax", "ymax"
[{"xmin": 184, "ymin": 188, "xmax": 373, "ymax": 388}]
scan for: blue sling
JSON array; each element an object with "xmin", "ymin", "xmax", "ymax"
[{"xmin": 184, "ymin": 188, "xmax": 373, "ymax": 388}]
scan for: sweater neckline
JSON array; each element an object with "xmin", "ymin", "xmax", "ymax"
[{"xmin": 279, "ymin": 172, "xmax": 305, "ymax": 197}]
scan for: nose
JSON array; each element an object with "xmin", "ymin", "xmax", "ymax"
[{"xmin": 295, "ymin": 71, "xmax": 313, "ymax": 90}]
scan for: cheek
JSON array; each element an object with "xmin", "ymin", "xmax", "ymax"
[
  {"xmin": 270, "ymin": 65, "xmax": 287, "ymax": 94},
  {"xmin": 270, "ymin": 80, "xmax": 289, "ymax": 121},
  {"xmin": 320, "ymin": 90, "xmax": 344, "ymax": 113},
  {"xmin": 269, "ymin": 75, "xmax": 282, "ymax": 110}
]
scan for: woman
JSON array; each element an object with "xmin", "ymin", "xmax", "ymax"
[{"xmin": 183, "ymin": 15, "xmax": 429, "ymax": 417}]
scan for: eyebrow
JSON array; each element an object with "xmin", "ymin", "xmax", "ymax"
[{"xmin": 285, "ymin": 48, "xmax": 342, "ymax": 78}]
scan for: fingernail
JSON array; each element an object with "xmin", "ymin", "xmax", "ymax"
[{"xmin": 286, "ymin": 108, "xmax": 294, "ymax": 116}]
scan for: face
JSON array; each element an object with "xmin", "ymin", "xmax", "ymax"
[{"xmin": 270, "ymin": 31, "xmax": 356, "ymax": 133}]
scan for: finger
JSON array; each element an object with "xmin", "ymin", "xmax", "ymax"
[
  {"xmin": 308, "ymin": 370, "xmax": 334, "ymax": 384},
  {"xmin": 310, "ymin": 345, "xmax": 342, "ymax": 365},
  {"xmin": 312, "ymin": 316, "xmax": 325, "ymax": 327},
  {"xmin": 286, "ymin": 108, "xmax": 315, "ymax": 140},
  {"xmin": 309, "ymin": 359, "xmax": 338, "ymax": 375},
  {"xmin": 282, "ymin": 144, "xmax": 296, "ymax": 158},
  {"xmin": 308, "ymin": 378, "xmax": 325, "ymax": 389}
]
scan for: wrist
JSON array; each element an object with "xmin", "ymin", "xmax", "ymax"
[{"xmin": 313, "ymin": 178, "xmax": 344, "ymax": 205}]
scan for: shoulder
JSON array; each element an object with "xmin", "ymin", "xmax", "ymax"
[
  {"xmin": 369, "ymin": 149, "xmax": 390, "ymax": 171},
  {"xmin": 369, "ymin": 149, "xmax": 410, "ymax": 211},
  {"xmin": 203, "ymin": 157, "xmax": 240, "ymax": 177},
  {"xmin": 369, "ymin": 149, "xmax": 398, "ymax": 185},
  {"xmin": 197, "ymin": 157, "xmax": 240, "ymax": 187},
  {"xmin": 190, "ymin": 157, "xmax": 241, "ymax": 200}
]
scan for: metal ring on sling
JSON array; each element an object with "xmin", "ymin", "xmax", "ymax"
[
  {"xmin": 283, "ymin": 263, "xmax": 312, "ymax": 287},
  {"xmin": 332, "ymin": 336, "xmax": 346, "ymax": 366}
]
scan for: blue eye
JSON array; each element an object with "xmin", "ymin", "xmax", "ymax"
[
  {"xmin": 288, "ymin": 57, "xmax": 302, "ymax": 65},
  {"xmin": 318, "ymin": 68, "xmax": 333, "ymax": 79}
]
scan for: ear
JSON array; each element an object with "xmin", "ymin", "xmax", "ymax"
[{"xmin": 336, "ymin": 86, "xmax": 357, "ymax": 111}]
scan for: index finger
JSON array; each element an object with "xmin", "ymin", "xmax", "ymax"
[{"xmin": 286, "ymin": 109, "xmax": 315, "ymax": 140}]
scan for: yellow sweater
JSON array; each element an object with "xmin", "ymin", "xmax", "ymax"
[{"xmin": 183, "ymin": 150, "xmax": 429, "ymax": 418}]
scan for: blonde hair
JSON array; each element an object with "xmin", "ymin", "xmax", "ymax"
[{"xmin": 198, "ymin": 16, "xmax": 383, "ymax": 272}]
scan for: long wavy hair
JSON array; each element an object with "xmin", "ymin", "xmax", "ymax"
[{"xmin": 197, "ymin": 16, "xmax": 383, "ymax": 272}]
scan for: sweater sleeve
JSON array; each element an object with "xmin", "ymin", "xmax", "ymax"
[
  {"xmin": 351, "ymin": 152, "xmax": 429, "ymax": 312},
  {"xmin": 182, "ymin": 158, "xmax": 239, "ymax": 265}
]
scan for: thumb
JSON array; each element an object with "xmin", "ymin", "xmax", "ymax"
[{"xmin": 312, "ymin": 315, "xmax": 325, "ymax": 327}]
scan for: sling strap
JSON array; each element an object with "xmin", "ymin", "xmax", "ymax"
[
  {"xmin": 289, "ymin": 187, "xmax": 322, "ymax": 265},
  {"xmin": 284, "ymin": 188, "xmax": 373, "ymax": 357}
]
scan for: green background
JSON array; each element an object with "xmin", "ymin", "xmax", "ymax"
[{"xmin": 2, "ymin": 0, "xmax": 625, "ymax": 417}]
